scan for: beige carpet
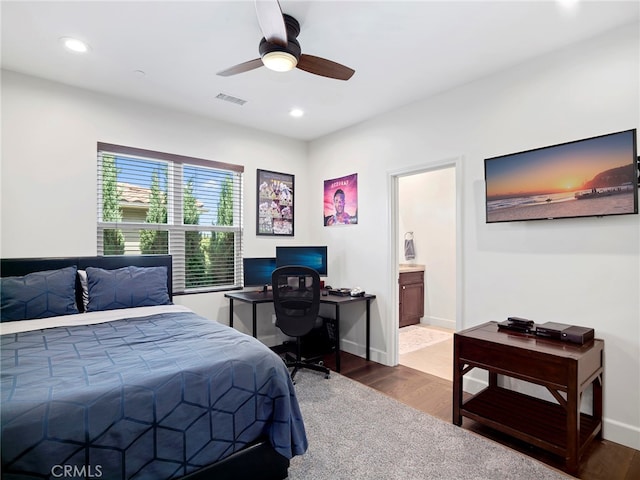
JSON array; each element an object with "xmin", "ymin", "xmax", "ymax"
[
  {"xmin": 289, "ymin": 370, "xmax": 571, "ymax": 480},
  {"xmin": 399, "ymin": 325, "xmax": 454, "ymax": 381}
]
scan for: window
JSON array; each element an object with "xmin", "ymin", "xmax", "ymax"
[{"xmin": 97, "ymin": 143, "xmax": 244, "ymax": 293}]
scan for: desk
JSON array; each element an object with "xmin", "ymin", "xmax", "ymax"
[
  {"xmin": 224, "ymin": 290, "xmax": 376, "ymax": 372},
  {"xmin": 453, "ymin": 321, "xmax": 603, "ymax": 474}
]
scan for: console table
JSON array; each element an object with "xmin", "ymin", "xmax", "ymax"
[{"xmin": 453, "ymin": 321, "xmax": 603, "ymax": 474}]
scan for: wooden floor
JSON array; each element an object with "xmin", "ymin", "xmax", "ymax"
[{"xmin": 322, "ymin": 352, "xmax": 640, "ymax": 480}]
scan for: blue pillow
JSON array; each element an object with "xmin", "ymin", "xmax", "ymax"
[
  {"xmin": 86, "ymin": 266, "xmax": 171, "ymax": 312},
  {"xmin": 1, "ymin": 266, "xmax": 79, "ymax": 322}
]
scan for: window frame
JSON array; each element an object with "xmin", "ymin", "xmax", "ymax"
[{"xmin": 96, "ymin": 142, "xmax": 244, "ymax": 294}]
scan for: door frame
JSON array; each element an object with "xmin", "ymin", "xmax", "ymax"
[{"xmin": 386, "ymin": 156, "xmax": 464, "ymax": 366}]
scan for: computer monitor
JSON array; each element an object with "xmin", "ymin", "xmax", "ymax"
[
  {"xmin": 275, "ymin": 246, "xmax": 328, "ymax": 276},
  {"xmin": 243, "ymin": 257, "xmax": 277, "ymax": 288}
]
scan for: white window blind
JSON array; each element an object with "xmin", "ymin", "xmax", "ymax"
[{"xmin": 97, "ymin": 143, "xmax": 244, "ymax": 293}]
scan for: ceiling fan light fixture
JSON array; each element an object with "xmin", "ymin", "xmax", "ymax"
[{"xmin": 262, "ymin": 51, "xmax": 297, "ymax": 72}]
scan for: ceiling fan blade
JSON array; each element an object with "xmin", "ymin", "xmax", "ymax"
[
  {"xmin": 297, "ymin": 54, "xmax": 355, "ymax": 81},
  {"xmin": 217, "ymin": 58, "xmax": 264, "ymax": 77},
  {"xmin": 255, "ymin": 0, "xmax": 287, "ymax": 47}
]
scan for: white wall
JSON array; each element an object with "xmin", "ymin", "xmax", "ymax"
[
  {"xmin": 308, "ymin": 25, "xmax": 639, "ymax": 449},
  {"xmin": 0, "ymin": 70, "xmax": 310, "ymax": 343},
  {"xmin": 398, "ymin": 168, "xmax": 456, "ymax": 330}
]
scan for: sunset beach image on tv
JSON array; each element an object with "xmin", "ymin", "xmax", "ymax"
[{"xmin": 484, "ymin": 129, "xmax": 638, "ymax": 223}]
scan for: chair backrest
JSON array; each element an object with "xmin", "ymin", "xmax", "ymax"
[{"xmin": 271, "ymin": 265, "xmax": 321, "ymax": 338}]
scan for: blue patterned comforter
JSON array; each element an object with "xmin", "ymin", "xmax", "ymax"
[{"xmin": 1, "ymin": 310, "xmax": 308, "ymax": 479}]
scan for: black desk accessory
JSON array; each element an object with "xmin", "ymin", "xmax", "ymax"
[
  {"xmin": 497, "ymin": 316, "xmax": 535, "ymax": 333},
  {"xmin": 507, "ymin": 316, "xmax": 534, "ymax": 328},
  {"xmin": 498, "ymin": 319, "xmax": 595, "ymax": 345},
  {"xmin": 561, "ymin": 325, "xmax": 595, "ymax": 345},
  {"xmin": 535, "ymin": 322, "xmax": 571, "ymax": 340},
  {"xmin": 328, "ymin": 288, "xmax": 352, "ymax": 297},
  {"xmin": 497, "ymin": 320, "xmax": 535, "ymax": 334}
]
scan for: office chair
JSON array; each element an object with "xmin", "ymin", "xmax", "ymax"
[{"xmin": 271, "ymin": 265, "xmax": 331, "ymax": 382}]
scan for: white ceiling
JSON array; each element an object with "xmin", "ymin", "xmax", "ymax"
[{"xmin": 2, "ymin": 1, "xmax": 638, "ymax": 141}]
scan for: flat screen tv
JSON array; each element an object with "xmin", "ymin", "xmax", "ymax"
[
  {"xmin": 484, "ymin": 129, "xmax": 638, "ymax": 223},
  {"xmin": 243, "ymin": 257, "xmax": 276, "ymax": 287},
  {"xmin": 276, "ymin": 246, "xmax": 328, "ymax": 276}
]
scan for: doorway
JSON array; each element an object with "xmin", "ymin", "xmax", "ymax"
[{"xmin": 388, "ymin": 159, "xmax": 462, "ymax": 372}]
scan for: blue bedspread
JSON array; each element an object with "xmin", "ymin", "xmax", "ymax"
[{"xmin": 1, "ymin": 310, "xmax": 308, "ymax": 479}]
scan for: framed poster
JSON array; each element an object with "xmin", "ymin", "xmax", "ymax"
[
  {"xmin": 257, "ymin": 169, "xmax": 294, "ymax": 236},
  {"xmin": 324, "ymin": 173, "xmax": 358, "ymax": 226}
]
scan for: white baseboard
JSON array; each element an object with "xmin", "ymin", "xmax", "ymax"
[
  {"xmin": 340, "ymin": 339, "xmax": 389, "ymax": 366},
  {"xmin": 602, "ymin": 417, "xmax": 640, "ymax": 451},
  {"xmin": 422, "ymin": 315, "xmax": 455, "ymax": 331},
  {"xmin": 258, "ymin": 333, "xmax": 285, "ymax": 348},
  {"xmin": 262, "ymin": 335, "xmax": 391, "ymax": 366},
  {"xmin": 462, "ymin": 375, "xmax": 488, "ymax": 394}
]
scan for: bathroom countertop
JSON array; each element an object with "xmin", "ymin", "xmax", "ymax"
[{"xmin": 399, "ymin": 263, "xmax": 425, "ymax": 273}]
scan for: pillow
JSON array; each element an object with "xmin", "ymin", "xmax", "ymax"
[
  {"xmin": 1, "ymin": 266, "xmax": 79, "ymax": 322},
  {"xmin": 85, "ymin": 266, "xmax": 171, "ymax": 312},
  {"xmin": 77, "ymin": 269, "xmax": 89, "ymax": 311}
]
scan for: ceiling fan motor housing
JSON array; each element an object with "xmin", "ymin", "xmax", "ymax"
[
  {"xmin": 259, "ymin": 14, "xmax": 302, "ymax": 60},
  {"xmin": 217, "ymin": 7, "xmax": 353, "ymax": 80}
]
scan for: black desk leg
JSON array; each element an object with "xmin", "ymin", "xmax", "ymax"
[
  {"xmin": 252, "ymin": 303, "xmax": 257, "ymax": 338},
  {"xmin": 366, "ymin": 299, "xmax": 371, "ymax": 362},
  {"xmin": 335, "ymin": 305, "xmax": 341, "ymax": 373},
  {"xmin": 229, "ymin": 299, "xmax": 234, "ymax": 328}
]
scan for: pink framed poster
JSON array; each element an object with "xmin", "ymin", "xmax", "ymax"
[{"xmin": 324, "ymin": 173, "xmax": 358, "ymax": 226}]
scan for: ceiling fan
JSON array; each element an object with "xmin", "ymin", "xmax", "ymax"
[{"xmin": 217, "ymin": 0, "xmax": 355, "ymax": 81}]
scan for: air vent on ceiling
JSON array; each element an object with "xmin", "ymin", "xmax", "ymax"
[{"xmin": 216, "ymin": 93, "xmax": 247, "ymax": 106}]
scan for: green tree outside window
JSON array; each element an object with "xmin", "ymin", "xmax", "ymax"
[
  {"xmin": 102, "ymin": 154, "xmax": 125, "ymax": 255},
  {"xmin": 184, "ymin": 179, "xmax": 207, "ymax": 288},
  {"xmin": 140, "ymin": 169, "xmax": 168, "ymax": 254},
  {"xmin": 208, "ymin": 177, "xmax": 235, "ymax": 285}
]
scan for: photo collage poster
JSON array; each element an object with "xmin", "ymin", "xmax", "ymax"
[{"xmin": 257, "ymin": 169, "xmax": 294, "ymax": 236}]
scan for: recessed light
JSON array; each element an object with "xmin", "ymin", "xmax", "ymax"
[
  {"xmin": 290, "ymin": 108, "xmax": 304, "ymax": 118},
  {"xmin": 557, "ymin": 0, "xmax": 580, "ymax": 11},
  {"xmin": 60, "ymin": 37, "xmax": 90, "ymax": 53}
]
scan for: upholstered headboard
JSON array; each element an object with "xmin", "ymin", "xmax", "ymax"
[{"xmin": 0, "ymin": 255, "xmax": 173, "ymax": 312}]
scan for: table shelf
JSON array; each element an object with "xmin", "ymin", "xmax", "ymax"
[
  {"xmin": 461, "ymin": 386, "xmax": 601, "ymax": 456},
  {"xmin": 453, "ymin": 321, "xmax": 603, "ymax": 474}
]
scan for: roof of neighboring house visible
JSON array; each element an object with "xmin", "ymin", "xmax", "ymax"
[
  {"xmin": 119, "ymin": 182, "xmax": 151, "ymax": 208},
  {"xmin": 117, "ymin": 182, "xmax": 204, "ymax": 209}
]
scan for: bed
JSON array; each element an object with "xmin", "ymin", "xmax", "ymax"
[{"xmin": 1, "ymin": 255, "xmax": 307, "ymax": 480}]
